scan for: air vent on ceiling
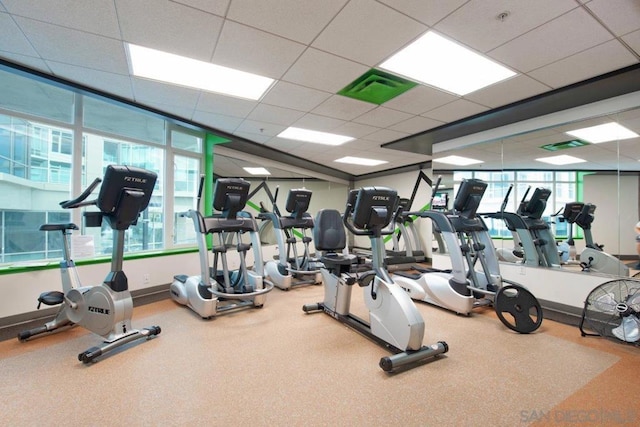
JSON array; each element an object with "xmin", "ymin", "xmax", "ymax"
[
  {"xmin": 338, "ymin": 69, "xmax": 417, "ymax": 104},
  {"xmin": 540, "ymin": 140, "xmax": 589, "ymax": 151}
]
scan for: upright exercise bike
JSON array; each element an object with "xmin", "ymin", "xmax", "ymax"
[
  {"xmin": 562, "ymin": 202, "xmax": 630, "ymax": 276},
  {"xmin": 260, "ymin": 188, "xmax": 322, "ymax": 290},
  {"xmin": 303, "ymin": 186, "xmax": 448, "ymax": 372},
  {"xmin": 18, "ymin": 165, "xmax": 161, "ymax": 363},
  {"xmin": 170, "ymin": 177, "xmax": 273, "ymax": 318}
]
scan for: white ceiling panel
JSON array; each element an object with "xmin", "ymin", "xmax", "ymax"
[
  {"xmin": 260, "ymin": 81, "xmax": 331, "ymax": 112},
  {"xmin": 353, "ymin": 106, "xmax": 413, "ymax": 127},
  {"xmin": 235, "ymin": 119, "xmax": 286, "ymax": 137},
  {"xmin": 529, "ymin": 40, "xmax": 638, "ymax": 89},
  {"xmin": 585, "ymin": 0, "xmax": 640, "ymax": 36},
  {"xmin": 377, "ymin": 0, "xmax": 468, "ymax": 27},
  {"xmin": 48, "ymin": 62, "xmax": 134, "ymax": 99},
  {"xmin": 245, "ymin": 104, "xmax": 306, "ymax": 127},
  {"xmin": 312, "ymin": 0, "xmax": 426, "ymax": 66},
  {"xmin": 0, "ymin": 0, "xmax": 120, "ymax": 38},
  {"xmin": 116, "ymin": 0, "xmax": 222, "ymax": 61},
  {"xmin": 0, "ymin": 0, "xmax": 638, "ymax": 178},
  {"xmin": 423, "ymin": 99, "xmax": 489, "ymax": 123},
  {"xmin": 191, "ymin": 111, "xmax": 243, "ymax": 133},
  {"xmin": 622, "ymin": 29, "xmax": 640, "ymax": 54},
  {"xmin": 292, "ymin": 113, "xmax": 347, "ymax": 132},
  {"xmin": 388, "ymin": 115, "xmax": 443, "ymax": 134},
  {"xmin": 132, "ymin": 78, "xmax": 201, "ymax": 110},
  {"xmin": 13, "ymin": 17, "xmax": 130, "ymax": 74},
  {"xmin": 171, "ymin": 0, "xmax": 230, "ymax": 17},
  {"xmin": 435, "ymin": 0, "xmax": 578, "ymax": 53},
  {"xmin": 489, "ymin": 8, "xmax": 614, "ymax": 72},
  {"xmin": 281, "ymin": 48, "xmax": 368, "ymax": 93},
  {"xmin": 0, "ymin": 12, "xmax": 39, "ymax": 57},
  {"xmin": 213, "ymin": 21, "xmax": 306, "ymax": 79},
  {"xmin": 383, "ymin": 85, "xmax": 458, "ymax": 115},
  {"xmin": 226, "ymin": 0, "xmax": 348, "ymax": 45},
  {"xmin": 195, "ymin": 92, "xmax": 257, "ymax": 117},
  {"xmin": 464, "ymin": 74, "xmax": 551, "ymax": 108},
  {"xmin": 311, "ymin": 95, "xmax": 376, "ymax": 121}
]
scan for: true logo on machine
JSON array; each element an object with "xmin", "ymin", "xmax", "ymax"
[
  {"xmin": 88, "ymin": 306, "xmax": 110, "ymax": 315},
  {"xmin": 124, "ymin": 176, "xmax": 147, "ymax": 183}
]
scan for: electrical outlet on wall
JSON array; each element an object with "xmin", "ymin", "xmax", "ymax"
[{"xmin": 143, "ymin": 273, "xmax": 150, "ymax": 284}]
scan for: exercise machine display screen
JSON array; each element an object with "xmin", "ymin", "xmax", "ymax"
[{"xmin": 452, "ymin": 179, "xmax": 487, "ymax": 218}]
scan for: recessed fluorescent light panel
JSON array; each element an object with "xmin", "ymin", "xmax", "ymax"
[
  {"xmin": 334, "ymin": 156, "xmax": 388, "ymax": 166},
  {"xmin": 535, "ymin": 155, "xmax": 586, "ymax": 165},
  {"xmin": 243, "ymin": 167, "xmax": 270, "ymax": 175},
  {"xmin": 433, "ymin": 155, "xmax": 483, "ymax": 166},
  {"xmin": 565, "ymin": 122, "xmax": 639, "ymax": 143},
  {"xmin": 126, "ymin": 43, "xmax": 274, "ymax": 100},
  {"xmin": 277, "ymin": 127, "xmax": 354, "ymax": 146},
  {"xmin": 380, "ymin": 31, "xmax": 516, "ymax": 96}
]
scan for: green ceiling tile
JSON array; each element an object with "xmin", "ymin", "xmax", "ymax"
[{"xmin": 338, "ymin": 69, "xmax": 417, "ymax": 105}]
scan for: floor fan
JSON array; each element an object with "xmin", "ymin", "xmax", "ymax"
[{"xmin": 580, "ymin": 279, "xmax": 640, "ymax": 345}]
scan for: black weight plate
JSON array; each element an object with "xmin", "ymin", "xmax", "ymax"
[{"xmin": 495, "ymin": 284, "xmax": 543, "ymax": 333}]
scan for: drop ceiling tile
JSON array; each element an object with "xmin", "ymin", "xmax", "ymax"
[
  {"xmin": 233, "ymin": 119, "xmax": 287, "ymax": 136},
  {"xmin": 434, "ymin": 0, "xmax": 577, "ymax": 52},
  {"xmin": 213, "ymin": 21, "xmax": 306, "ymax": 78},
  {"xmin": 14, "ymin": 17, "xmax": 130, "ymax": 74},
  {"xmin": 383, "ymin": 84, "xmax": 458, "ymax": 115},
  {"xmin": 423, "ymin": 99, "xmax": 489, "ymax": 123},
  {"xmin": 464, "ymin": 74, "xmax": 551, "ymax": 108},
  {"xmin": 282, "ymin": 48, "xmax": 368, "ymax": 93},
  {"xmin": 191, "ymin": 111, "xmax": 243, "ymax": 133},
  {"xmin": 311, "ymin": 95, "xmax": 376, "ymax": 121},
  {"xmin": 226, "ymin": 0, "xmax": 347, "ymax": 45},
  {"xmin": 233, "ymin": 130, "xmax": 273, "ymax": 144},
  {"xmin": 245, "ymin": 104, "xmax": 305, "ymax": 127},
  {"xmin": 292, "ymin": 113, "xmax": 347, "ymax": 131},
  {"xmin": 261, "ymin": 81, "xmax": 332, "ymax": 111},
  {"xmin": 585, "ymin": 0, "xmax": 640, "ymax": 36},
  {"xmin": 353, "ymin": 106, "xmax": 413, "ymax": 127},
  {"xmin": 622, "ymin": 29, "xmax": 640, "ymax": 55},
  {"xmin": 489, "ymin": 8, "xmax": 613, "ymax": 72},
  {"xmin": 196, "ymin": 92, "xmax": 257, "ymax": 117},
  {"xmin": 0, "ymin": 13, "xmax": 39, "ymax": 56},
  {"xmin": 132, "ymin": 78, "xmax": 201, "ymax": 110},
  {"xmin": 362, "ymin": 128, "xmax": 410, "ymax": 143},
  {"xmin": 171, "ymin": 0, "xmax": 230, "ymax": 16},
  {"xmin": 264, "ymin": 137, "xmax": 308, "ymax": 152},
  {"xmin": 116, "ymin": 0, "xmax": 222, "ymax": 62},
  {"xmin": 529, "ymin": 40, "xmax": 638, "ymax": 89},
  {"xmin": 389, "ymin": 115, "xmax": 443, "ymax": 134},
  {"xmin": 312, "ymin": 0, "xmax": 426, "ymax": 66},
  {"xmin": 0, "ymin": 52, "xmax": 50, "ymax": 73},
  {"xmin": 0, "ymin": 0, "xmax": 120, "ymax": 38},
  {"xmin": 377, "ymin": 0, "xmax": 468, "ymax": 26},
  {"xmin": 47, "ymin": 62, "xmax": 134, "ymax": 99},
  {"xmin": 331, "ymin": 121, "xmax": 380, "ymax": 139}
]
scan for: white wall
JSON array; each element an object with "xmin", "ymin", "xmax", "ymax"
[{"xmin": 584, "ymin": 173, "xmax": 639, "ymax": 256}]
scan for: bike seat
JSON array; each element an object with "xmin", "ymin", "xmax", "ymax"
[
  {"xmin": 37, "ymin": 291, "xmax": 64, "ymax": 309},
  {"xmin": 39, "ymin": 223, "xmax": 79, "ymax": 232}
]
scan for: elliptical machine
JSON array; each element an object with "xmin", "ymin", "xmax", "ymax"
[
  {"xmin": 170, "ymin": 177, "xmax": 274, "ymax": 318},
  {"xmin": 562, "ymin": 202, "xmax": 630, "ymax": 276},
  {"xmin": 260, "ymin": 188, "xmax": 322, "ymax": 290},
  {"xmin": 18, "ymin": 165, "xmax": 161, "ymax": 363},
  {"xmin": 303, "ymin": 186, "xmax": 448, "ymax": 372},
  {"xmin": 393, "ymin": 178, "xmax": 543, "ymax": 334}
]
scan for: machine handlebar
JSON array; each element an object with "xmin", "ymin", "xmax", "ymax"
[{"xmin": 59, "ymin": 177, "xmax": 102, "ymax": 209}]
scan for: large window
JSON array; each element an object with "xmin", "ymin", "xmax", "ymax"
[
  {"xmin": 0, "ymin": 65, "xmax": 203, "ymax": 265},
  {"xmin": 453, "ymin": 170, "xmax": 578, "ymax": 239}
]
